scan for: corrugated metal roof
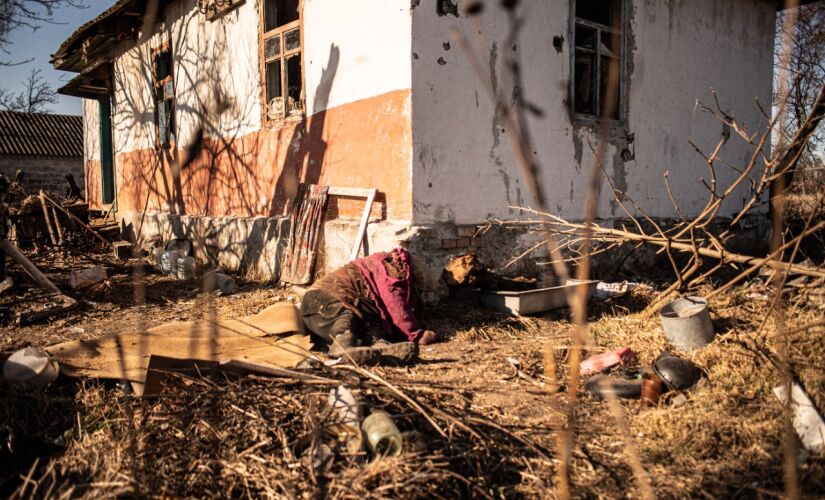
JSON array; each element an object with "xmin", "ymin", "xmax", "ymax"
[{"xmin": 0, "ymin": 111, "xmax": 83, "ymax": 158}]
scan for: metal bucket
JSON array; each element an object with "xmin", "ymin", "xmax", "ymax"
[{"xmin": 659, "ymin": 296, "xmax": 715, "ymax": 350}]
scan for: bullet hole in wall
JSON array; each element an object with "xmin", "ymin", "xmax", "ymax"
[
  {"xmin": 464, "ymin": 1, "xmax": 483, "ymax": 15},
  {"xmin": 437, "ymin": 57, "xmax": 447, "ymax": 65},
  {"xmin": 436, "ymin": 0, "xmax": 459, "ymax": 17},
  {"xmin": 443, "ymin": 41, "xmax": 451, "ymax": 50},
  {"xmin": 552, "ymin": 35, "xmax": 564, "ymax": 53}
]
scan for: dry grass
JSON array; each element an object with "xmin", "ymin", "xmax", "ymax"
[{"xmin": 1, "ymin": 254, "xmax": 824, "ymax": 498}]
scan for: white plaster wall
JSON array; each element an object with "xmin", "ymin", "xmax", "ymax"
[
  {"xmin": 106, "ymin": 0, "xmax": 413, "ymax": 155},
  {"xmin": 110, "ymin": 0, "xmax": 262, "ymax": 155},
  {"xmin": 82, "ymin": 98, "xmax": 100, "ymax": 164},
  {"xmin": 411, "ymin": 0, "xmax": 775, "ymax": 224},
  {"xmin": 302, "ymin": 0, "xmax": 412, "ymax": 115}
]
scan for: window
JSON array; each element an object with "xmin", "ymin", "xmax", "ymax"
[
  {"xmin": 572, "ymin": 0, "xmax": 624, "ymax": 120},
  {"xmin": 153, "ymin": 46, "xmax": 175, "ymax": 147},
  {"xmin": 260, "ymin": 0, "xmax": 303, "ymax": 123}
]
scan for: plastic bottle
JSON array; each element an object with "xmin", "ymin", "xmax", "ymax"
[
  {"xmin": 159, "ymin": 250, "xmax": 183, "ymax": 275},
  {"xmin": 361, "ymin": 410, "xmax": 403, "ymax": 456},
  {"xmin": 176, "ymin": 256, "xmax": 196, "ymax": 279},
  {"xmin": 151, "ymin": 247, "xmax": 164, "ymax": 272}
]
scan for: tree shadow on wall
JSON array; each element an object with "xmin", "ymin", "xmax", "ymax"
[{"xmin": 269, "ymin": 43, "xmax": 340, "ymax": 217}]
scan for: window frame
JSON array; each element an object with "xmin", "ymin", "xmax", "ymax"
[
  {"xmin": 569, "ymin": 0, "xmax": 627, "ymax": 123},
  {"xmin": 152, "ymin": 43, "xmax": 176, "ymax": 149},
  {"xmin": 259, "ymin": 0, "xmax": 305, "ymax": 127}
]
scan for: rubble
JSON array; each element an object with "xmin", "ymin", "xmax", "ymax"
[{"xmin": 69, "ymin": 264, "xmax": 107, "ymax": 289}]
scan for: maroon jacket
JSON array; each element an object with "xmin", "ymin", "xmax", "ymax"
[{"xmin": 311, "ymin": 248, "xmax": 424, "ymax": 342}]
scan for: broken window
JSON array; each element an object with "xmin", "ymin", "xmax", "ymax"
[
  {"xmin": 261, "ymin": 0, "xmax": 303, "ymax": 122},
  {"xmin": 572, "ymin": 0, "xmax": 624, "ymax": 120},
  {"xmin": 153, "ymin": 46, "xmax": 175, "ymax": 147}
]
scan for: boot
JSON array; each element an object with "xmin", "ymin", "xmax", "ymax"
[
  {"xmin": 371, "ymin": 341, "xmax": 418, "ymax": 365},
  {"xmin": 328, "ymin": 331, "xmax": 381, "ymax": 365}
]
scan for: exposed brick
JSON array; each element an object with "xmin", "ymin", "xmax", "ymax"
[
  {"xmin": 442, "ymin": 238, "xmax": 456, "ymax": 249},
  {"xmin": 470, "ymin": 237, "xmax": 482, "ymax": 248},
  {"xmin": 454, "ymin": 237, "xmax": 470, "ymax": 248},
  {"xmin": 426, "ymin": 238, "xmax": 442, "ymax": 250},
  {"xmin": 456, "ymin": 225, "xmax": 477, "ymax": 238},
  {"xmin": 0, "ymin": 156, "xmax": 84, "ymax": 198}
]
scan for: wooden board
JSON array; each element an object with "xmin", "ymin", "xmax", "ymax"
[{"xmin": 46, "ymin": 303, "xmax": 311, "ymax": 383}]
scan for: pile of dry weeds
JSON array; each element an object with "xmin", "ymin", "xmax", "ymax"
[
  {"xmin": 570, "ymin": 284, "xmax": 825, "ymax": 497},
  {"xmin": 3, "ymin": 366, "xmax": 549, "ymax": 498}
]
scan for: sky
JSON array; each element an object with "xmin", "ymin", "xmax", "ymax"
[{"xmin": 0, "ymin": 1, "xmax": 113, "ymax": 116}]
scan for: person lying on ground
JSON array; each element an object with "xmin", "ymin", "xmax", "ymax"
[{"xmin": 300, "ymin": 247, "xmax": 439, "ymax": 365}]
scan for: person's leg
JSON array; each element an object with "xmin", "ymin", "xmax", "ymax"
[{"xmin": 301, "ymin": 290, "xmax": 378, "ymax": 364}]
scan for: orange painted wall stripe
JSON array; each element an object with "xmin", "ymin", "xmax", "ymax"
[{"xmin": 93, "ymin": 89, "xmax": 413, "ymax": 222}]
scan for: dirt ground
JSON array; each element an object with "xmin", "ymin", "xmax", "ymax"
[{"xmin": 0, "ymin": 249, "xmax": 824, "ymax": 498}]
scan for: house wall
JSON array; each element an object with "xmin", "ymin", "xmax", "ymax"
[
  {"xmin": 98, "ymin": 0, "xmax": 414, "ymax": 275},
  {"xmin": 83, "ymin": 98, "xmax": 103, "ymax": 209},
  {"xmin": 410, "ymin": 0, "xmax": 775, "ymax": 224},
  {"xmin": 0, "ymin": 155, "xmax": 84, "ymax": 197}
]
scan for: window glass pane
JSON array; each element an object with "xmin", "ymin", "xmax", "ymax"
[
  {"xmin": 264, "ymin": 0, "xmax": 299, "ymax": 32},
  {"xmin": 574, "ymin": 51, "xmax": 596, "ymax": 115},
  {"xmin": 164, "ymin": 80, "xmax": 174, "ymax": 99},
  {"xmin": 576, "ymin": 0, "xmax": 621, "ymax": 28},
  {"xmin": 166, "ymin": 101, "xmax": 175, "ymax": 144},
  {"xmin": 600, "ymin": 30, "xmax": 619, "ymax": 58},
  {"xmin": 265, "ymin": 59, "xmax": 283, "ymax": 119},
  {"xmin": 286, "ymin": 54, "xmax": 303, "ymax": 115},
  {"xmin": 599, "ymin": 55, "xmax": 620, "ymax": 118},
  {"xmin": 157, "ymin": 100, "xmax": 167, "ymax": 142},
  {"xmin": 264, "ymin": 35, "xmax": 281, "ymax": 60},
  {"xmin": 574, "ymin": 24, "xmax": 596, "ymax": 50},
  {"xmin": 284, "ymin": 28, "xmax": 300, "ymax": 52}
]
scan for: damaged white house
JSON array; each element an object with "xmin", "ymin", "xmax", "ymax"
[{"xmin": 51, "ymin": 0, "xmax": 793, "ymax": 294}]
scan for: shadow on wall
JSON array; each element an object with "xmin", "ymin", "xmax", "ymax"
[
  {"xmin": 112, "ymin": 1, "xmax": 342, "ymax": 275},
  {"xmin": 270, "ymin": 43, "xmax": 340, "ymax": 216}
]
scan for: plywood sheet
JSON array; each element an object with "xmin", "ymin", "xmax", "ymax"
[{"xmin": 46, "ymin": 303, "xmax": 311, "ymax": 383}]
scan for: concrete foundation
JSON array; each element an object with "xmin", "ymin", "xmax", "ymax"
[
  {"xmin": 117, "ymin": 208, "xmax": 770, "ymax": 304},
  {"xmin": 118, "ymin": 211, "xmax": 290, "ymax": 280}
]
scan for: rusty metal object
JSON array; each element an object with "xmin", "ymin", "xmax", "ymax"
[
  {"xmin": 653, "ymin": 351, "xmax": 704, "ymax": 391},
  {"xmin": 641, "ymin": 373, "xmax": 663, "ymax": 408}
]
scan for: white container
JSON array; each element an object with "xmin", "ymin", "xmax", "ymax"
[
  {"xmin": 159, "ymin": 250, "xmax": 184, "ymax": 275},
  {"xmin": 479, "ymin": 279, "xmax": 599, "ymax": 316},
  {"xmin": 774, "ymin": 382, "xmax": 825, "ymax": 453},
  {"xmin": 176, "ymin": 256, "xmax": 196, "ymax": 279},
  {"xmin": 4, "ymin": 348, "xmax": 60, "ymax": 390},
  {"xmin": 70, "ymin": 265, "xmax": 107, "ymax": 289},
  {"xmin": 151, "ymin": 247, "xmax": 164, "ymax": 271}
]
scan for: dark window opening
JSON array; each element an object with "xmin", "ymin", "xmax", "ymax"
[
  {"xmin": 575, "ymin": 0, "xmax": 621, "ymax": 27},
  {"xmin": 98, "ymin": 96, "xmax": 115, "ymax": 205},
  {"xmin": 261, "ymin": 0, "xmax": 303, "ymax": 122},
  {"xmin": 152, "ymin": 47, "xmax": 175, "ymax": 146},
  {"xmin": 572, "ymin": 0, "xmax": 624, "ymax": 120},
  {"xmin": 264, "ymin": 0, "xmax": 299, "ymax": 33}
]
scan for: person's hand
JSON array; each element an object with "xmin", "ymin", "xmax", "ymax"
[{"xmin": 418, "ymin": 330, "xmax": 440, "ymax": 345}]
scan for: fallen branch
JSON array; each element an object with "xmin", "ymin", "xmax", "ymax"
[
  {"xmin": 508, "ymin": 207, "xmax": 825, "ymax": 280},
  {"xmin": 0, "ymin": 238, "xmax": 62, "ymax": 294},
  {"xmin": 41, "ymin": 193, "xmax": 112, "ymax": 248}
]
